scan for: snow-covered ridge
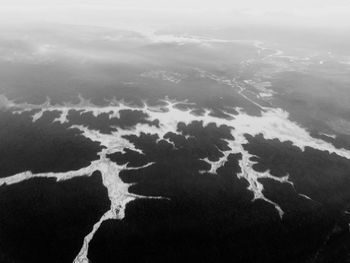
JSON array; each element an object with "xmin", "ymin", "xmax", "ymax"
[{"xmin": 1, "ymin": 94, "xmax": 350, "ymax": 262}]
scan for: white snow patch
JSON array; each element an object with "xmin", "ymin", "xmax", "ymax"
[{"xmin": 2, "ymin": 94, "xmax": 350, "ymax": 261}]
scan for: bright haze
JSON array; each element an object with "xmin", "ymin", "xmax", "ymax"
[{"xmin": 0, "ymin": 0, "xmax": 350, "ymax": 30}]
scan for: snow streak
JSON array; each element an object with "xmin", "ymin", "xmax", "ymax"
[{"xmin": 1, "ymin": 93, "xmax": 350, "ymax": 262}]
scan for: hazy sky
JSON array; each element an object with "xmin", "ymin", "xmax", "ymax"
[{"xmin": 0, "ymin": 0, "xmax": 349, "ymax": 30}]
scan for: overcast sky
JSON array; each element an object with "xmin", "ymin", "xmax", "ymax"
[{"xmin": 0, "ymin": 0, "xmax": 349, "ymax": 30}]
